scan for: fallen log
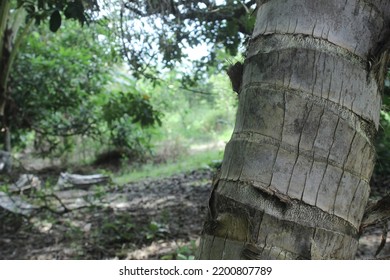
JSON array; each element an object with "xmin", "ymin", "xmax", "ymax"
[
  {"xmin": 0, "ymin": 150, "xmax": 11, "ymax": 173},
  {"xmin": 0, "ymin": 191, "xmax": 37, "ymax": 216},
  {"xmin": 56, "ymin": 172, "xmax": 111, "ymax": 189},
  {"xmin": 8, "ymin": 174, "xmax": 41, "ymax": 193},
  {"xmin": 0, "ymin": 172, "xmax": 112, "ymax": 216}
]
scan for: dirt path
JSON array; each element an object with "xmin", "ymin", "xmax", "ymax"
[
  {"xmin": 0, "ymin": 168, "xmax": 389, "ymax": 259},
  {"xmin": 0, "ymin": 169, "xmax": 212, "ymax": 259}
]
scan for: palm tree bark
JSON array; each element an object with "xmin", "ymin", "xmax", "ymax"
[{"xmin": 198, "ymin": 0, "xmax": 390, "ymax": 260}]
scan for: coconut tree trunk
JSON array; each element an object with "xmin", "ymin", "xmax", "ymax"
[{"xmin": 198, "ymin": 0, "xmax": 390, "ymax": 260}]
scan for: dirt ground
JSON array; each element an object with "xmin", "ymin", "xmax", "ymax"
[{"xmin": 0, "ymin": 168, "xmax": 389, "ymax": 260}]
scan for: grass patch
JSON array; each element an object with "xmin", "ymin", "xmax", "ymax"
[{"xmin": 114, "ymin": 148, "xmax": 224, "ymax": 184}]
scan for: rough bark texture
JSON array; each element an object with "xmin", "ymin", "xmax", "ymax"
[{"xmin": 198, "ymin": 0, "xmax": 390, "ymax": 260}]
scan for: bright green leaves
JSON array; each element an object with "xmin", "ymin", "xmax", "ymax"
[
  {"xmin": 8, "ymin": 21, "xmax": 111, "ymax": 154},
  {"xmin": 101, "ymin": 91, "xmax": 162, "ymax": 153},
  {"xmin": 49, "ymin": 10, "xmax": 61, "ymax": 32},
  {"xmin": 9, "ymin": 19, "xmax": 163, "ymax": 158},
  {"xmin": 103, "ymin": 91, "xmax": 162, "ymax": 129}
]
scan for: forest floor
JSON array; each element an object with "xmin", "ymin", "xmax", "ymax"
[{"xmin": 0, "ymin": 166, "xmax": 389, "ymax": 260}]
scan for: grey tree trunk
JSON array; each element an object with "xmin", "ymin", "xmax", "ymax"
[{"xmin": 198, "ymin": 0, "xmax": 390, "ymax": 260}]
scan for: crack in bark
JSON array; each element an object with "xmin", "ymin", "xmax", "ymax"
[
  {"xmin": 315, "ymin": 117, "xmax": 340, "ymax": 210},
  {"xmin": 338, "ymin": 76, "xmax": 344, "ymax": 105},
  {"xmin": 332, "ymin": 131, "xmax": 357, "ymax": 215},
  {"xmin": 286, "ymin": 102, "xmax": 313, "ymax": 197},
  {"xmin": 311, "ymin": 19, "xmax": 318, "ymax": 36},
  {"xmin": 312, "ymin": 105, "xmax": 327, "ymax": 206},
  {"xmin": 328, "ymin": 57, "xmax": 336, "ymax": 100},
  {"xmin": 346, "ymin": 178, "xmax": 362, "ymax": 223},
  {"xmin": 311, "ymin": 49, "xmax": 318, "ymax": 93},
  {"xmin": 350, "ymin": 82, "xmax": 358, "ymax": 114}
]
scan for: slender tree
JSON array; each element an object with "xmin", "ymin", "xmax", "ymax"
[
  {"xmin": 0, "ymin": 2, "xmax": 33, "ymax": 152},
  {"xmin": 198, "ymin": 0, "xmax": 390, "ymax": 259}
]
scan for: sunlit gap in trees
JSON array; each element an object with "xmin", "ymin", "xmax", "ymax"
[{"xmin": 92, "ymin": 0, "xmax": 228, "ymax": 78}]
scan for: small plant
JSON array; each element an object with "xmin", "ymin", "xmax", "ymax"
[
  {"xmin": 161, "ymin": 240, "xmax": 198, "ymax": 260},
  {"xmin": 144, "ymin": 220, "xmax": 170, "ymax": 240},
  {"xmin": 0, "ymin": 184, "xmax": 9, "ymax": 192},
  {"xmin": 92, "ymin": 211, "xmax": 135, "ymax": 244}
]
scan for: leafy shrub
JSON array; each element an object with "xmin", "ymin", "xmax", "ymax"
[
  {"xmin": 8, "ymin": 22, "xmax": 111, "ymax": 154},
  {"xmin": 101, "ymin": 91, "xmax": 162, "ymax": 159},
  {"xmin": 7, "ymin": 21, "xmax": 162, "ymax": 162}
]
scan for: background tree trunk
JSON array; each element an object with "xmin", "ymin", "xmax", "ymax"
[
  {"xmin": 0, "ymin": 0, "xmax": 11, "ymax": 118},
  {"xmin": 198, "ymin": 0, "xmax": 390, "ymax": 260},
  {"xmin": 0, "ymin": 2, "xmax": 32, "ymax": 151}
]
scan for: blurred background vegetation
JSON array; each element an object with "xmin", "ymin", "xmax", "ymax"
[
  {"xmin": 0, "ymin": 1, "xmax": 248, "ymax": 182},
  {"xmin": 0, "ymin": 0, "xmax": 389, "ymax": 181}
]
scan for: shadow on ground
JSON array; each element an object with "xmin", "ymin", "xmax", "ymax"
[{"xmin": 0, "ymin": 169, "xmax": 389, "ymax": 259}]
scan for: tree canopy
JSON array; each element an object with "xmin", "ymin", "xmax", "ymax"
[{"xmin": 20, "ymin": 0, "xmax": 257, "ymax": 81}]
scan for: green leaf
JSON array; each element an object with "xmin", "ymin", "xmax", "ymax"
[
  {"xmin": 161, "ymin": 254, "xmax": 173, "ymax": 260},
  {"xmin": 49, "ymin": 10, "xmax": 62, "ymax": 32},
  {"xmin": 148, "ymin": 221, "xmax": 159, "ymax": 232},
  {"xmin": 177, "ymin": 253, "xmax": 188, "ymax": 260}
]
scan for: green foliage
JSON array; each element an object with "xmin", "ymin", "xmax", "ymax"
[
  {"xmin": 8, "ymin": 21, "xmax": 162, "ymax": 159},
  {"xmin": 9, "ymin": 22, "xmax": 109, "ymax": 152},
  {"xmin": 19, "ymin": 0, "xmax": 92, "ymax": 28},
  {"xmin": 144, "ymin": 220, "xmax": 169, "ymax": 240},
  {"xmin": 6, "ymin": 0, "xmax": 240, "ymax": 166},
  {"xmin": 76, "ymin": 0, "xmax": 257, "ymax": 86},
  {"xmin": 6, "ymin": 0, "xmax": 247, "ymax": 154},
  {"xmin": 161, "ymin": 240, "xmax": 198, "ymax": 260},
  {"xmin": 114, "ymin": 149, "xmax": 225, "ymax": 184},
  {"xmin": 150, "ymin": 67, "xmax": 237, "ymax": 144},
  {"xmin": 92, "ymin": 212, "xmax": 135, "ymax": 244},
  {"xmin": 94, "ymin": 72, "xmax": 163, "ymax": 161},
  {"xmin": 102, "ymin": 91, "xmax": 162, "ymax": 151}
]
